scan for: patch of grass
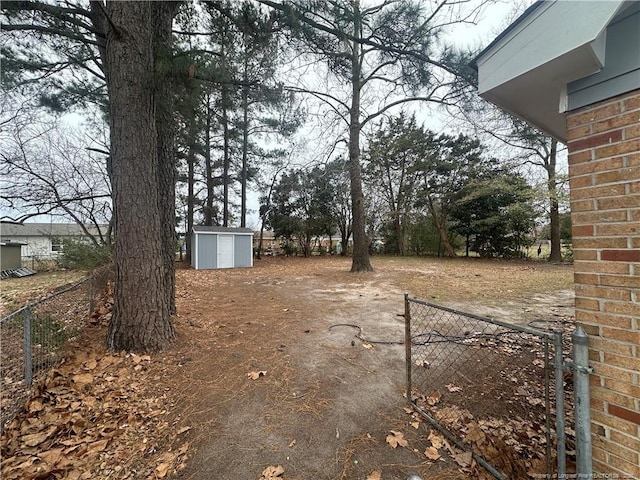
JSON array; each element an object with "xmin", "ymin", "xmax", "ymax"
[
  {"xmin": 0, "ymin": 271, "xmax": 86, "ymax": 317},
  {"xmin": 30, "ymin": 314, "xmax": 75, "ymax": 350}
]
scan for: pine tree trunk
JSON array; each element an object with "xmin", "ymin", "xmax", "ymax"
[
  {"xmin": 349, "ymin": 0, "xmax": 373, "ymax": 272},
  {"xmin": 154, "ymin": 1, "xmax": 179, "ymax": 315},
  {"xmin": 222, "ymin": 98, "xmax": 230, "ymax": 227},
  {"xmin": 104, "ymin": 1, "xmax": 174, "ymax": 352},
  {"xmin": 186, "ymin": 143, "xmax": 195, "ymax": 263},
  {"xmin": 240, "ymin": 48, "xmax": 250, "ymax": 228},
  {"xmin": 204, "ymin": 99, "xmax": 215, "ymax": 226}
]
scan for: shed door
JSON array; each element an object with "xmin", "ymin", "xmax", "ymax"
[{"xmin": 217, "ymin": 234, "xmax": 234, "ymax": 268}]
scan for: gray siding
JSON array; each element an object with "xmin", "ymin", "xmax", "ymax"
[
  {"xmin": 1, "ymin": 245, "xmax": 22, "ymax": 270},
  {"xmin": 191, "ymin": 229, "xmax": 253, "ymax": 269},
  {"xmin": 234, "ymin": 235, "xmax": 253, "ymax": 268},
  {"xmin": 568, "ymin": 3, "xmax": 640, "ymax": 110},
  {"xmin": 190, "ymin": 234, "xmax": 196, "ymax": 268},
  {"xmin": 198, "ymin": 234, "xmax": 217, "ymax": 269}
]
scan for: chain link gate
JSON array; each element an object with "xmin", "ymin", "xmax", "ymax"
[{"xmin": 404, "ymin": 294, "xmax": 570, "ymax": 479}]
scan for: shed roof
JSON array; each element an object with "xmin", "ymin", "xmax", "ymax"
[
  {"xmin": 192, "ymin": 226, "xmax": 254, "ymax": 235},
  {"xmin": 473, "ymin": 0, "xmax": 629, "ymax": 142}
]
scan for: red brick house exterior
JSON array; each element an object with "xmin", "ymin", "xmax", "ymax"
[
  {"xmin": 566, "ymin": 89, "xmax": 640, "ymax": 477},
  {"xmin": 474, "ymin": 2, "xmax": 639, "ymax": 477}
]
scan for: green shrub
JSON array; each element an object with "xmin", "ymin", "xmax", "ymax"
[
  {"xmin": 562, "ymin": 242, "xmax": 573, "ymax": 263},
  {"xmin": 59, "ymin": 240, "xmax": 113, "ymax": 269}
]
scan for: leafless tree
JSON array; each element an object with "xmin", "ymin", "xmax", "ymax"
[{"xmin": 0, "ymin": 96, "xmax": 112, "ymax": 244}]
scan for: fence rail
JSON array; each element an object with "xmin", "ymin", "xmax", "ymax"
[
  {"xmin": 20, "ymin": 255, "xmax": 60, "ymax": 272},
  {"xmin": 404, "ymin": 294, "xmax": 573, "ymax": 479},
  {"xmin": 0, "ymin": 267, "xmax": 112, "ymax": 426}
]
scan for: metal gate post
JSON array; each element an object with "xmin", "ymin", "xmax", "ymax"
[
  {"xmin": 23, "ymin": 306, "xmax": 32, "ymax": 387},
  {"xmin": 573, "ymin": 326, "xmax": 593, "ymax": 477},
  {"xmin": 404, "ymin": 293, "xmax": 412, "ymax": 403},
  {"xmin": 553, "ymin": 330, "xmax": 566, "ymax": 476}
]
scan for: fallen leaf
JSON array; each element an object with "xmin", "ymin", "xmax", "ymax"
[
  {"xmin": 385, "ymin": 430, "xmax": 408, "ymax": 448},
  {"xmin": 410, "ymin": 421, "xmax": 420, "ymax": 429},
  {"xmin": 22, "ymin": 426, "xmax": 57, "ymax": 447},
  {"xmin": 428, "ymin": 431, "xmax": 444, "ymax": 449},
  {"xmin": 87, "ymin": 439, "xmax": 109, "ymax": 454},
  {"xmin": 248, "ymin": 371, "xmax": 267, "ymax": 380},
  {"xmin": 27, "ymin": 400, "xmax": 44, "ymax": 413},
  {"xmin": 155, "ymin": 462, "xmax": 171, "ymax": 478},
  {"xmin": 260, "ymin": 465, "xmax": 284, "ymax": 479},
  {"xmin": 427, "ymin": 390, "xmax": 441, "ymax": 406},
  {"xmin": 288, "ymin": 439, "xmax": 296, "ymax": 448},
  {"xmin": 177, "ymin": 426, "xmax": 191, "ymax": 435},
  {"xmin": 453, "ymin": 451, "xmax": 473, "ymax": 467},
  {"xmin": 465, "ymin": 423, "xmax": 486, "ymax": 445},
  {"xmin": 71, "ymin": 373, "xmax": 94, "ymax": 385},
  {"xmin": 362, "ymin": 342, "xmax": 373, "ymax": 349},
  {"xmin": 445, "ymin": 383, "xmax": 462, "ymax": 393},
  {"xmin": 366, "ymin": 471, "xmax": 382, "ymax": 480},
  {"xmin": 424, "ymin": 446, "xmax": 441, "ymax": 460},
  {"xmin": 38, "ymin": 447, "xmax": 64, "ymax": 466}
]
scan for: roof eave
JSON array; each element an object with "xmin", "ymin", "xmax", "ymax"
[{"xmin": 474, "ymin": 0, "xmax": 627, "ymax": 143}]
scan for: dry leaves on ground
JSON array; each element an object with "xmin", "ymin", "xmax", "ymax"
[
  {"xmin": 0, "ymin": 350, "xmax": 189, "ymax": 480},
  {"xmin": 385, "ymin": 430, "xmax": 408, "ymax": 449},
  {"xmin": 88, "ymin": 281, "xmax": 114, "ymax": 326},
  {"xmin": 411, "ymin": 396, "xmax": 549, "ymax": 478},
  {"xmin": 424, "ymin": 446, "xmax": 441, "ymax": 461},
  {"xmin": 260, "ymin": 465, "xmax": 284, "ymax": 479}
]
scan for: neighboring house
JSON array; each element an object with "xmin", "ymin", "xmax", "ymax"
[
  {"xmin": 254, "ymin": 230, "xmax": 279, "ymax": 256},
  {"xmin": 0, "ymin": 223, "xmax": 107, "ymax": 258},
  {"xmin": 475, "ymin": 1, "xmax": 639, "ymax": 478}
]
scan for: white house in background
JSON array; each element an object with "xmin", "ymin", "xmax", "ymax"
[{"xmin": 0, "ymin": 223, "xmax": 108, "ymax": 258}]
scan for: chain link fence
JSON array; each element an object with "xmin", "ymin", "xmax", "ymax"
[
  {"xmin": 405, "ymin": 294, "xmax": 573, "ymax": 479},
  {"xmin": 20, "ymin": 255, "xmax": 60, "ymax": 272},
  {"xmin": 0, "ymin": 267, "xmax": 112, "ymax": 426}
]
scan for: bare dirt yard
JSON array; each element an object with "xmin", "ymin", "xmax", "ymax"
[{"xmin": 1, "ymin": 256, "xmax": 574, "ymax": 480}]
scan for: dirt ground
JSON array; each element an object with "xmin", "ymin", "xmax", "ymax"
[{"xmin": 0, "ymin": 256, "xmax": 575, "ymax": 480}]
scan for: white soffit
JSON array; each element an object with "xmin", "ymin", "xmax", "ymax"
[{"xmin": 475, "ymin": 1, "xmax": 626, "ymax": 142}]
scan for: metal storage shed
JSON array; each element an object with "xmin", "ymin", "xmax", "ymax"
[
  {"xmin": 0, "ymin": 241, "xmax": 25, "ymax": 270},
  {"xmin": 191, "ymin": 226, "xmax": 254, "ymax": 270}
]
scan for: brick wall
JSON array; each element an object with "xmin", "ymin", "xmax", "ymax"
[{"xmin": 566, "ymin": 88, "xmax": 640, "ymax": 478}]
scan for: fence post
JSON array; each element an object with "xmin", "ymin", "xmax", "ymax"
[
  {"xmin": 573, "ymin": 326, "xmax": 593, "ymax": 477},
  {"xmin": 404, "ymin": 293, "xmax": 412, "ymax": 404},
  {"xmin": 23, "ymin": 306, "xmax": 32, "ymax": 387},
  {"xmin": 89, "ymin": 272, "xmax": 95, "ymax": 315},
  {"xmin": 553, "ymin": 329, "xmax": 566, "ymax": 476}
]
